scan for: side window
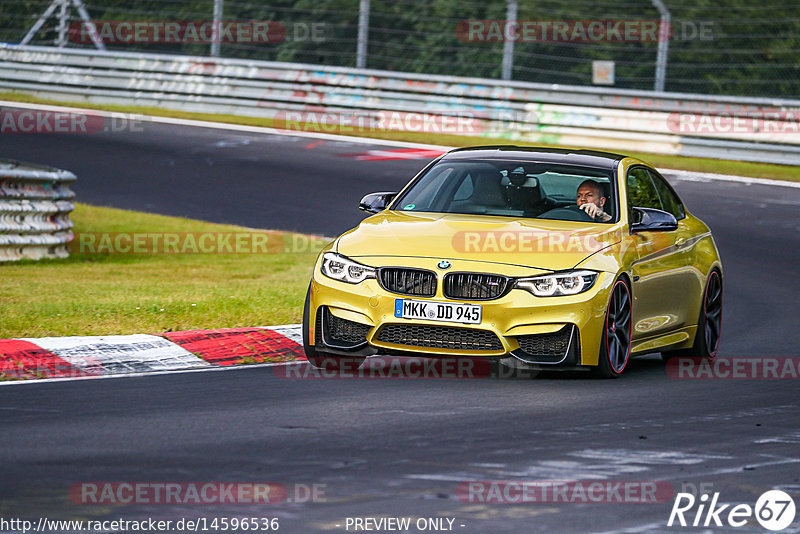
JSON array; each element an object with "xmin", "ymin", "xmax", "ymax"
[
  {"xmin": 626, "ymin": 167, "xmax": 662, "ymax": 211},
  {"xmin": 648, "ymin": 171, "xmax": 685, "ymax": 220}
]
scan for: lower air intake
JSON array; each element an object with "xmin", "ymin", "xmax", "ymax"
[
  {"xmin": 515, "ymin": 325, "xmax": 577, "ymax": 363},
  {"xmin": 317, "ymin": 307, "xmax": 370, "ymax": 348},
  {"xmin": 376, "ymin": 324, "xmax": 503, "ymax": 351}
]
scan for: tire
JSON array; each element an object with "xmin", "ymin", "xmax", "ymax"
[
  {"xmin": 662, "ymin": 269, "xmax": 722, "ymax": 361},
  {"xmin": 594, "ymin": 277, "xmax": 633, "ymax": 378},
  {"xmin": 302, "ymin": 283, "xmax": 366, "ymax": 371}
]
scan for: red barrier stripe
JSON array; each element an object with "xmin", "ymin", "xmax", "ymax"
[
  {"xmin": 160, "ymin": 328, "xmax": 304, "ymax": 366},
  {"xmin": 0, "ymin": 339, "xmax": 87, "ymax": 379}
]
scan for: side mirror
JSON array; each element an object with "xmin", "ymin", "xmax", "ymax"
[
  {"xmin": 359, "ymin": 192, "xmax": 397, "ymax": 214},
  {"xmin": 630, "ymin": 207, "xmax": 678, "ymax": 232}
]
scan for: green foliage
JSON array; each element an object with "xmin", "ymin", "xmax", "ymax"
[
  {"xmin": 0, "ymin": 203, "xmax": 324, "ymax": 338},
  {"xmin": 1, "ymin": 0, "xmax": 797, "ymax": 97}
]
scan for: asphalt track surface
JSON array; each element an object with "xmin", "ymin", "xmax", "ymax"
[{"xmin": 2, "ymin": 120, "xmax": 800, "ymax": 533}]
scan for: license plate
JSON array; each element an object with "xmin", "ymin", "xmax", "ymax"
[{"xmin": 394, "ymin": 299, "xmax": 482, "ymax": 324}]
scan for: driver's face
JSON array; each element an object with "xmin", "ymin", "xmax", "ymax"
[{"xmin": 577, "ymin": 185, "xmax": 605, "ymax": 208}]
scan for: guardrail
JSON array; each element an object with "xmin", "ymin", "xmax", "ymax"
[
  {"xmin": 0, "ymin": 159, "xmax": 76, "ymax": 261},
  {"xmin": 1, "ymin": 44, "xmax": 799, "ymax": 165}
]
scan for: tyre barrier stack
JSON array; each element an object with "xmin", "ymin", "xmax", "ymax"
[{"xmin": 0, "ymin": 159, "xmax": 76, "ymax": 261}]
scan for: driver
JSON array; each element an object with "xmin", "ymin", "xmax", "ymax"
[{"xmin": 577, "ymin": 180, "xmax": 612, "ymax": 222}]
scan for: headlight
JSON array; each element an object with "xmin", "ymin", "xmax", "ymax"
[
  {"xmin": 321, "ymin": 252, "xmax": 376, "ymax": 284},
  {"xmin": 515, "ymin": 270, "xmax": 598, "ymax": 297}
]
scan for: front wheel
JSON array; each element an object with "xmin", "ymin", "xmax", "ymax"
[
  {"xmin": 594, "ymin": 277, "xmax": 632, "ymax": 378},
  {"xmin": 662, "ymin": 270, "xmax": 722, "ymax": 361},
  {"xmin": 302, "ymin": 283, "xmax": 366, "ymax": 371}
]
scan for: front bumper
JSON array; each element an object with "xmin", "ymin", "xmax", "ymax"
[{"xmin": 309, "ymin": 260, "xmax": 616, "ymax": 368}]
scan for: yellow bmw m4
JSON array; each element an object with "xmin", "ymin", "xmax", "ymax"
[{"xmin": 303, "ymin": 146, "xmax": 723, "ymax": 377}]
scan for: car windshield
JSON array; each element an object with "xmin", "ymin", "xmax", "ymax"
[{"xmin": 392, "ymin": 159, "xmax": 617, "ymax": 223}]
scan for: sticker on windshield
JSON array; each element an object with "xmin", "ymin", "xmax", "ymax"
[{"xmin": 403, "ymin": 204, "xmax": 415, "ymax": 210}]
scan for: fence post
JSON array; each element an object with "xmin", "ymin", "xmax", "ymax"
[
  {"xmin": 21, "ymin": 0, "xmax": 106, "ymax": 50},
  {"xmin": 56, "ymin": 0, "xmax": 68, "ymax": 47},
  {"xmin": 211, "ymin": 0, "xmax": 223, "ymax": 57},
  {"xmin": 501, "ymin": 0, "xmax": 517, "ymax": 80},
  {"xmin": 356, "ymin": 0, "xmax": 370, "ymax": 69},
  {"xmin": 651, "ymin": 0, "xmax": 670, "ymax": 92}
]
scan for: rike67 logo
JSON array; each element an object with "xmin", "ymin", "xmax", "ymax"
[{"xmin": 668, "ymin": 490, "xmax": 796, "ymax": 531}]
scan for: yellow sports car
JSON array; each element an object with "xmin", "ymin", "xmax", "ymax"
[{"xmin": 303, "ymin": 146, "xmax": 723, "ymax": 377}]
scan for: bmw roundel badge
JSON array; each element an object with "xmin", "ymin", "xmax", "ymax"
[{"xmin": 437, "ymin": 260, "xmax": 451, "ymax": 270}]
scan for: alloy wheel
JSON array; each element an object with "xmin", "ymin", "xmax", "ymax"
[
  {"xmin": 703, "ymin": 271, "xmax": 723, "ymax": 357},
  {"xmin": 606, "ymin": 280, "xmax": 632, "ymax": 373}
]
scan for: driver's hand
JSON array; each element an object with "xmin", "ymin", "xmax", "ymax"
[
  {"xmin": 579, "ymin": 202, "xmax": 601, "ymax": 218},
  {"xmin": 579, "ymin": 203, "xmax": 611, "ymax": 222}
]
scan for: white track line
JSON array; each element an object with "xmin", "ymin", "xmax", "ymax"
[
  {"xmin": 2, "ymin": 99, "xmax": 797, "ymax": 189},
  {"xmin": 663, "ymin": 168, "xmax": 800, "ymax": 189},
  {"xmin": 0, "ymin": 100, "xmax": 448, "ymax": 150}
]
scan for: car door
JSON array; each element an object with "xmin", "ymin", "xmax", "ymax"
[
  {"xmin": 648, "ymin": 168, "xmax": 704, "ymax": 330},
  {"xmin": 627, "ymin": 167, "xmax": 695, "ymax": 342}
]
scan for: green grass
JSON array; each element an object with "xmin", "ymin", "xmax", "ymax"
[
  {"xmin": 0, "ymin": 203, "xmax": 327, "ymax": 338},
  {"xmin": 1, "ymin": 90, "xmax": 798, "ymax": 182}
]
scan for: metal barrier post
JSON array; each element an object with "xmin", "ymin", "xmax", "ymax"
[
  {"xmin": 356, "ymin": 0, "xmax": 370, "ymax": 69},
  {"xmin": 651, "ymin": 0, "xmax": 671, "ymax": 92},
  {"xmin": 211, "ymin": 0, "xmax": 224, "ymax": 57},
  {"xmin": 502, "ymin": 0, "xmax": 518, "ymax": 81}
]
